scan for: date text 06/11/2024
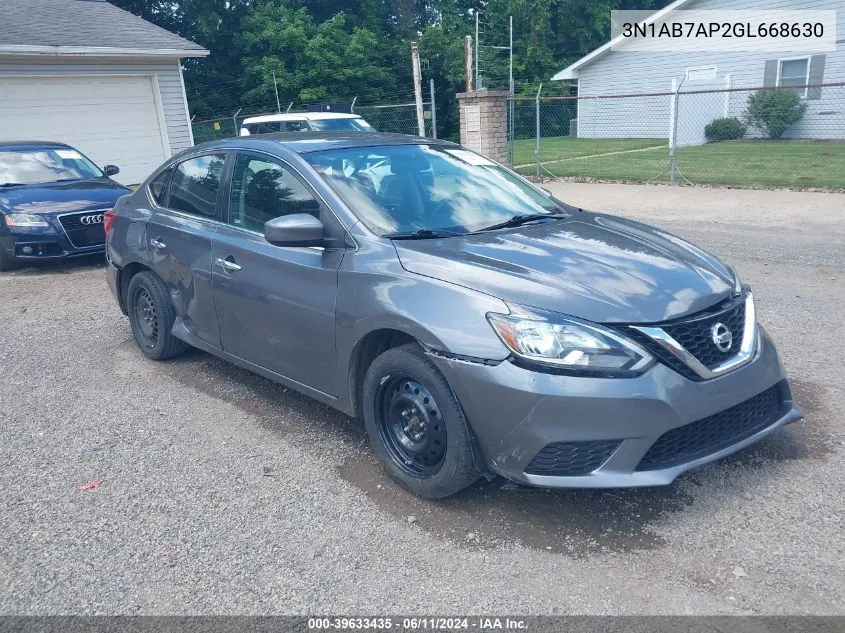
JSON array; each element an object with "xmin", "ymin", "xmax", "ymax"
[{"xmin": 307, "ymin": 617, "xmax": 529, "ymax": 630}]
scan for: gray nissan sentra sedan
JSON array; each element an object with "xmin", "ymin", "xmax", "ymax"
[{"xmin": 105, "ymin": 132, "xmax": 803, "ymax": 499}]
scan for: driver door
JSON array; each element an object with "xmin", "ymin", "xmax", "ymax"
[{"xmin": 210, "ymin": 152, "xmax": 344, "ymax": 396}]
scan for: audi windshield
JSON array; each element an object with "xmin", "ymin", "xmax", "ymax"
[
  {"xmin": 0, "ymin": 148, "xmax": 104, "ymax": 187},
  {"xmin": 305, "ymin": 144, "xmax": 564, "ymax": 237}
]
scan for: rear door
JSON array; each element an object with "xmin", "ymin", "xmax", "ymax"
[
  {"xmin": 210, "ymin": 151, "xmax": 344, "ymax": 395},
  {"xmin": 146, "ymin": 152, "xmax": 228, "ymax": 347}
]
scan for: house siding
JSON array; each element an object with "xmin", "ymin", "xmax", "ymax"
[
  {"xmin": 0, "ymin": 55, "xmax": 193, "ymax": 154},
  {"xmin": 573, "ymin": 0, "xmax": 845, "ymax": 141}
]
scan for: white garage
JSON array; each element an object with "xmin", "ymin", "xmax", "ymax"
[{"xmin": 0, "ymin": 0, "xmax": 208, "ymax": 185}]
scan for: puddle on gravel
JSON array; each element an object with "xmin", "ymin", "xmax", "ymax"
[
  {"xmin": 137, "ymin": 347, "xmax": 840, "ymax": 556},
  {"xmin": 339, "ymin": 453, "xmax": 685, "ymax": 556}
]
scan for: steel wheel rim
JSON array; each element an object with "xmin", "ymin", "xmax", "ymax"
[
  {"xmin": 134, "ymin": 286, "xmax": 158, "ymax": 347},
  {"xmin": 375, "ymin": 375, "xmax": 446, "ymax": 477}
]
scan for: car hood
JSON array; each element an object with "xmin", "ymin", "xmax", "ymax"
[
  {"xmin": 393, "ymin": 212, "xmax": 735, "ymax": 324},
  {"xmin": 0, "ymin": 179, "xmax": 130, "ymax": 215}
]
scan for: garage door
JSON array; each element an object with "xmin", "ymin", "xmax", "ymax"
[{"xmin": 0, "ymin": 75, "xmax": 170, "ymax": 185}]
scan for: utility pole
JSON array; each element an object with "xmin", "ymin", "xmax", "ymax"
[
  {"xmin": 272, "ymin": 71, "xmax": 281, "ymax": 113},
  {"xmin": 411, "ymin": 42, "xmax": 425, "ymax": 137},
  {"xmin": 509, "ymin": 15, "xmax": 513, "ymax": 95},
  {"xmin": 475, "ymin": 11, "xmax": 479, "ymax": 90},
  {"xmin": 464, "ymin": 36, "xmax": 474, "ymax": 91},
  {"xmin": 429, "ymin": 78, "xmax": 437, "ymax": 138},
  {"xmin": 509, "ymin": 15, "xmax": 514, "ymax": 165}
]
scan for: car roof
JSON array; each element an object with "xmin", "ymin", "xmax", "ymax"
[
  {"xmin": 242, "ymin": 112, "xmax": 363, "ymax": 124},
  {"xmin": 198, "ymin": 131, "xmax": 457, "ymax": 155},
  {"xmin": 0, "ymin": 140, "xmax": 72, "ymax": 151}
]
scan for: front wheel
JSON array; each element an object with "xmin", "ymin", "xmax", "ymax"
[
  {"xmin": 126, "ymin": 271, "xmax": 188, "ymax": 360},
  {"xmin": 362, "ymin": 343, "xmax": 480, "ymax": 499}
]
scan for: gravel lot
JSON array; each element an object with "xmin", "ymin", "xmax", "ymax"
[{"xmin": 1, "ymin": 183, "xmax": 843, "ymax": 615}]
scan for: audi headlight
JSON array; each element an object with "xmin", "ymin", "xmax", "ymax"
[
  {"xmin": 4, "ymin": 213, "xmax": 50, "ymax": 228},
  {"xmin": 487, "ymin": 313, "xmax": 653, "ymax": 376}
]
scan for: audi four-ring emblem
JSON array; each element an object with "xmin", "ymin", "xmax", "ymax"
[{"xmin": 80, "ymin": 214, "xmax": 104, "ymax": 225}]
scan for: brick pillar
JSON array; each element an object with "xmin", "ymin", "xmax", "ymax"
[{"xmin": 456, "ymin": 90, "xmax": 510, "ymax": 165}]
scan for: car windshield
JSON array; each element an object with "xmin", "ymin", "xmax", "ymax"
[
  {"xmin": 308, "ymin": 118, "xmax": 374, "ymax": 132},
  {"xmin": 305, "ymin": 144, "xmax": 563, "ymax": 236},
  {"xmin": 0, "ymin": 147, "xmax": 103, "ymax": 186}
]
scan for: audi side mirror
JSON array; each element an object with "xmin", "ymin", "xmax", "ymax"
[
  {"xmin": 264, "ymin": 214, "xmax": 324, "ymax": 247},
  {"xmin": 103, "ymin": 165, "xmax": 120, "ymax": 177}
]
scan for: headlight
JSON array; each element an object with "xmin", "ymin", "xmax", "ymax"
[
  {"xmin": 487, "ymin": 312, "xmax": 653, "ymax": 376},
  {"xmin": 4, "ymin": 213, "xmax": 50, "ymax": 228}
]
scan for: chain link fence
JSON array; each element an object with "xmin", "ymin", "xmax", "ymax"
[
  {"xmin": 192, "ymin": 101, "xmax": 435, "ymax": 145},
  {"xmin": 510, "ymin": 83, "xmax": 845, "ymax": 189}
]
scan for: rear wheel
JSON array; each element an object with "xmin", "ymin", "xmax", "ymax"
[
  {"xmin": 363, "ymin": 343, "xmax": 480, "ymax": 499},
  {"xmin": 126, "ymin": 271, "xmax": 187, "ymax": 360}
]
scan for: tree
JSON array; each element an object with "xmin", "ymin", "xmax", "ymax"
[
  {"xmin": 239, "ymin": 6, "xmax": 396, "ymax": 107},
  {"xmin": 108, "ymin": 0, "xmax": 680, "ymax": 139}
]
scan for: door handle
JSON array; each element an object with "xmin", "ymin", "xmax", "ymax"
[
  {"xmin": 150, "ymin": 238, "xmax": 166, "ymax": 250},
  {"xmin": 215, "ymin": 257, "xmax": 242, "ymax": 272}
]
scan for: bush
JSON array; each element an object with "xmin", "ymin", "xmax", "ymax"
[
  {"xmin": 704, "ymin": 117, "xmax": 747, "ymax": 141},
  {"xmin": 745, "ymin": 89, "xmax": 807, "ymax": 139}
]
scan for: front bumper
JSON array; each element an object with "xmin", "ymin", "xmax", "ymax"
[
  {"xmin": 0, "ymin": 230, "xmax": 104, "ymax": 263},
  {"xmin": 431, "ymin": 326, "xmax": 802, "ymax": 488}
]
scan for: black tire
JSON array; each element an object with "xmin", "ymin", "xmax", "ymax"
[
  {"xmin": 362, "ymin": 343, "xmax": 480, "ymax": 499},
  {"xmin": 126, "ymin": 270, "xmax": 188, "ymax": 360},
  {"xmin": 0, "ymin": 245, "xmax": 16, "ymax": 272}
]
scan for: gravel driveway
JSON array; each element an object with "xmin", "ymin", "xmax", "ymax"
[{"xmin": 1, "ymin": 183, "xmax": 843, "ymax": 615}]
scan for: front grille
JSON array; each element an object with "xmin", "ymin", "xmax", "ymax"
[
  {"xmin": 663, "ymin": 300, "xmax": 746, "ymax": 369},
  {"xmin": 636, "ymin": 384, "xmax": 783, "ymax": 471},
  {"xmin": 625, "ymin": 296, "xmax": 746, "ymax": 380},
  {"xmin": 626, "ymin": 328, "xmax": 700, "ymax": 381},
  {"xmin": 59, "ymin": 212, "xmax": 106, "ymax": 248},
  {"xmin": 525, "ymin": 440, "xmax": 621, "ymax": 476}
]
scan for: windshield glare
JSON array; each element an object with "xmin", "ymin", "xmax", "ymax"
[
  {"xmin": 309, "ymin": 118, "xmax": 374, "ymax": 132},
  {"xmin": 0, "ymin": 148, "xmax": 103, "ymax": 186},
  {"xmin": 305, "ymin": 144, "xmax": 561, "ymax": 235}
]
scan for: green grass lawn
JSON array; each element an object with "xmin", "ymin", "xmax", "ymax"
[{"xmin": 512, "ymin": 137, "xmax": 845, "ymax": 188}]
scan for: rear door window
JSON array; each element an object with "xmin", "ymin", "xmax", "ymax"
[{"xmin": 168, "ymin": 154, "xmax": 226, "ymax": 219}]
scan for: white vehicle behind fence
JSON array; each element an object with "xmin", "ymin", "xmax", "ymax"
[{"xmin": 239, "ymin": 112, "xmax": 375, "ymax": 136}]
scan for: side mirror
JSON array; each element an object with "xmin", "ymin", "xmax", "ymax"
[
  {"xmin": 103, "ymin": 165, "xmax": 120, "ymax": 177},
  {"xmin": 264, "ymin": 213, "xmax": 324, "ymax": 247}
]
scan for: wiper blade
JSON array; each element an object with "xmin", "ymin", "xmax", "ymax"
[
  {"xmin": 0, "ymin": 182, "xmax": 24, "ymax": 188},
  {"xmin": 385, "ymin": 229, "xmax": 463, "ymax": 240},
  {"xmin": 475, "ymin": 212, "xmax": 566, "ymax": 233}
]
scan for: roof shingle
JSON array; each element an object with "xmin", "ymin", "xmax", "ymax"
[{"xmin": 0, "ymin": 0, "xmax": 207, "ymax": 54}]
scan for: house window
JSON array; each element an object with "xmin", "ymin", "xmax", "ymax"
[
  {"xmin": 685, "ymin": 66, "xmax": 717, "ymax": 81},
  {"xmin": 778, "ymin": 58, "xmax": 809, "ymax": 96}
]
